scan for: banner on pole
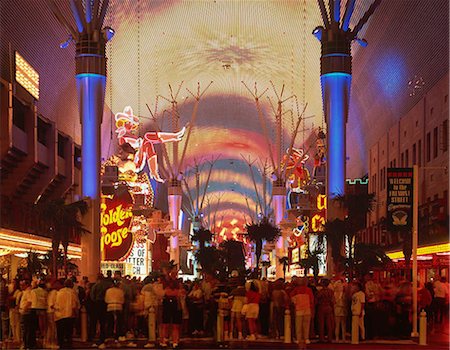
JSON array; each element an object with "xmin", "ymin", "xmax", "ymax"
[{"xmin": 386, "ymin": 168, "xmax": 413, "ymax": 231}]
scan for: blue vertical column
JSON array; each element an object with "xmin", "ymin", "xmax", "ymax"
[
  {"xmin": 75, "ymin": 39, "xmax": 107, "ymax": 282},
  {"xmin": 321, "ymin": 72, "xmax": 351, "ymax": 198},
  {"xmin": 76, "ymin": 73, "xmax": 106, "ymax": 199}
]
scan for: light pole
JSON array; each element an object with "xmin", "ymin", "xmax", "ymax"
[
  {"xmin": 47, "ymin": 0, "xmax": 113, "ymax": 281},
  {"xmin": 314, "ymin": 0, "xmax": 381, "ymax": 275},
  {"xmin": 314, "ymin": 0, "xmax": 381, "ymax": 213}
]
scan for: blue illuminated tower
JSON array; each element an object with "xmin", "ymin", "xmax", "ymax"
[
  {"xmin": 314, "ymin": 0, "xmax": 380, "ymax": 219},
  {"xmin": 47, "ymin": 0, "xmax": 113, "ymax": 280}
]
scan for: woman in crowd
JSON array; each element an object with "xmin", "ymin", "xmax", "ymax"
[
  {"xmin": 179, "ymin": 283, "xmax": 189, "ymax": 337},
  {"xmin": 161, "ymin": 273, "xmax": 182, "ymax": 348},
  {"xmin": 229, "ymin": 282, "xmax": 246, "ymax": 340},
  {"xmin": 244, "ymin": 281, "xmax": 260, "ymax": 341},
  {"xmin": 271, "ymin": 278, "xmax": 288, "ymax": 339},
  {"xmin": 187, "ymin": 282, "xmax": 204, "ymax": 336}
]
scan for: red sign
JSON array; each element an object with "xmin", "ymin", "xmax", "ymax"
[{"xmin": 101, "ymin": 190, "xmax": 134, "ymax": 261}]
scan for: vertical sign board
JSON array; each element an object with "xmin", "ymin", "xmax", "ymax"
[
  {"xmin": 125, "ymin": 241, "xmax": 148, "ymax": 279},
  {"xmin": 387, "ymin": 168, "xmax": 413, "ymax": 231}
]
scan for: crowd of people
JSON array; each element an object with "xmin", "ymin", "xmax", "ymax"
[{"xmin": 0, "ymin": 271, "xmax": 448, "ymax": 349}]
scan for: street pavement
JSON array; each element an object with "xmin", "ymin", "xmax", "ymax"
[
  {"xmin": 8, "ymin": 321, "xmax": 446, "ymax": 350},
  {"xmin": 69, "ymin": 329, "xmax": 449, "ymax": 350}
]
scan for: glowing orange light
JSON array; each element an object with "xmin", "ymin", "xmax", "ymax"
[
  {"xmin": 15, "ymin": 52, "xmax": 39, "ymax": 99},
  {"xmin": 387, "ymin": 243, "xmax": 450, "ymax": 259}
]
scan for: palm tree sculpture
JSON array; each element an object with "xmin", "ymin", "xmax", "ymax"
[
  {"xmin": 331, "ymin": 192, "xmax": 375, "ymax": 276},
  {"xmin": 246, "ymin": 217, "xmax": 281, "ymax": 277},
  {"xmin": 353, "ymin": 243, "xmax": 392, "ymax": 277},
  {"xmin": 38, "ymin": 198, "xmax": 89, "ymax": 277},
  {"xmin": 323, "ymin": 218, "xmax": 348, "ymax": 273},
  {"xmin": 191, "ymin": 226, "xmax": 213, "ymax": 250},
  {"xmin": 220, "ymin": 239, "xmax": 246, "ymax": 274}
]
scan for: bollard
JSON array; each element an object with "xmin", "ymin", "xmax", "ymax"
[
  {"xmin": 351, "ymin": 315, "xmax": 359, "ymax": 344},
  {"xmin": 284, "ymin": 309, "xmax": 291, "ymax": 344},
  {"xmin": 80, "ymin": 306, "xmax": 88, "ymax": 342},
  {"xmin": 419, "ymin": 310, "xmax": 427, "ymax": 345},
  {"xmin": 148, "ymin": 306, "xmax": 156, "ymax": 346},
  {"xmin": 217, "ymin": 309, "xmax": 224, "ymax": 343}
]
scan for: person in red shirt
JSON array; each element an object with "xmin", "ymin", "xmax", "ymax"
[
  {"xmin": 245, "ymin": 282, "xmax": 260, "ymax": 340},
  {"xmin": 290, "ymin": 277, "xmax": 314, "ymax": 344}
]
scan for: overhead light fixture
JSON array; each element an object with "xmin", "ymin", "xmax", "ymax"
[
  {"xmin": 60, "ymin": 35, "xmax": 74, "ymax": 49},
  {"xmin": 312, "ymin": 26, "xmax": 324, "ymax": 41},
  {"xmin": 355, "ymin": 38, "xmax": 368, "ymax": 47},
  {"xmin": 103, "ymin": 27, "xmax": 115, "ymax": 41}
]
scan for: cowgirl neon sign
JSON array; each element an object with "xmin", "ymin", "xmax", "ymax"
[{"xmin": 115, "ymin": 106, "xmax": 186, "ymax": 182}]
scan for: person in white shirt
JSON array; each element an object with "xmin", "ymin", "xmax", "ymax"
[
  {"xmin": 143, "ymin": 277, "xmax": 165, "ymax": 348},
  {"xmin": 45, "ymin": 280, "xmax": 62, "ymax": 349},
  {"xmin": 351, "ymin": 282, "xmax": 366, "ymax": 341},
  {"xmin": 54, "ymin": 279, "xmax": 79, "ymax": 349},
  {"xmin": 31, "ymin": 280, "xmax": 48, "ymax": 343},
  {"xmin": 8, "ymin": 280, "xmax": 22, "ymax": 344},
  {"xmin": 19, "ymin": 279, "xmax": 36, "ymax": 349},
  {"xmin": 105, "ymin": 280, "xmax": 125, "ymax": 343},
  {"xmin": 333, "ymin": 278, "xmax": 348, "ymax": 343}
]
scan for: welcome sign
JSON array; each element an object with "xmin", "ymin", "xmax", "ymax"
[
  {"xmin": 387, "ymin": 168, "xmax": 413, "ymax": 231},
  {"xmin": 101, "ymin": 189, "xmax": 135, "ymax": 261}
]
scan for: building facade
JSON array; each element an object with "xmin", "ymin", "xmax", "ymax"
[{"xmin": 365, "ymin": 73, "xmax": 449, "ymax": 279}]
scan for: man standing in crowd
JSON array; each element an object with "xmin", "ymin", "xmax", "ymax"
[
  {"xmin": 54, "ymin": 279, "xmax": 79, "ymax": 349},
  {"xmin": 19, "ymin": 280, "xmax": 35, "ymax": 349},
  {"xmin": 0, "ymin": 275, "xmax": 9, "ymax": 342},
  {"xmin": 333, "ymin": 277, "xmax": 347, "ymax": 343},
  {"xmin": 90, "ymin": 273, "xmax": 113, "ymax": 347},
  {"xmin": 316, "ymin": 279, "xmax": 335, "ymax": 343},
  {"xmin": 105, "ymin": 279, "xmax": 125, "ymax": 344},
  {"xmin": 290, "ymin": 277, "xmax": 314, "ymax": 345},
  {"xmin": 433, "ymin": 276, "xmax": 449, "ymax": 324},
  {"xmin": 143, "ymin": 276, "xmax": 165, "ymax": 348},
  {"xmin": 364, "ymin": 273, "xmax": 382, "ymax": 340},
  {"xmin": 351, "ymin": 281, "xmax": 366, "ymax": 341},
  {"xmin": 31, "ymin": 278, "xmax": 48, "ymax": 344}
]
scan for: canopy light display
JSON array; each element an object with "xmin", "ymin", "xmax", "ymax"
[{"xmin": 15, "ymin": 52, "xmax": 39, "ymax": 100}]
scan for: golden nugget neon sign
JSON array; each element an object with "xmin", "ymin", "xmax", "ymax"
[{"xmin": 311, "ymin": 194, "xmax": 327, "ymax": 232}]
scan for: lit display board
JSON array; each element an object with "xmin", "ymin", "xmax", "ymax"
[{"xmin": 15, "ymin": 52, "xmax": 39, "ymax": 100}]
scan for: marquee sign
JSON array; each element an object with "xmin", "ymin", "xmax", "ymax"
[
  {"xmin": 15, "ymin": 52, "xmax": 39, "ymax": 100},
  {"xmin": 125, "ymin": 241, "xmax": 148, "ymax": 278},
  {"xmin": 101, "ymin": 189, "xmax": 135, "ymax": 261}
]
